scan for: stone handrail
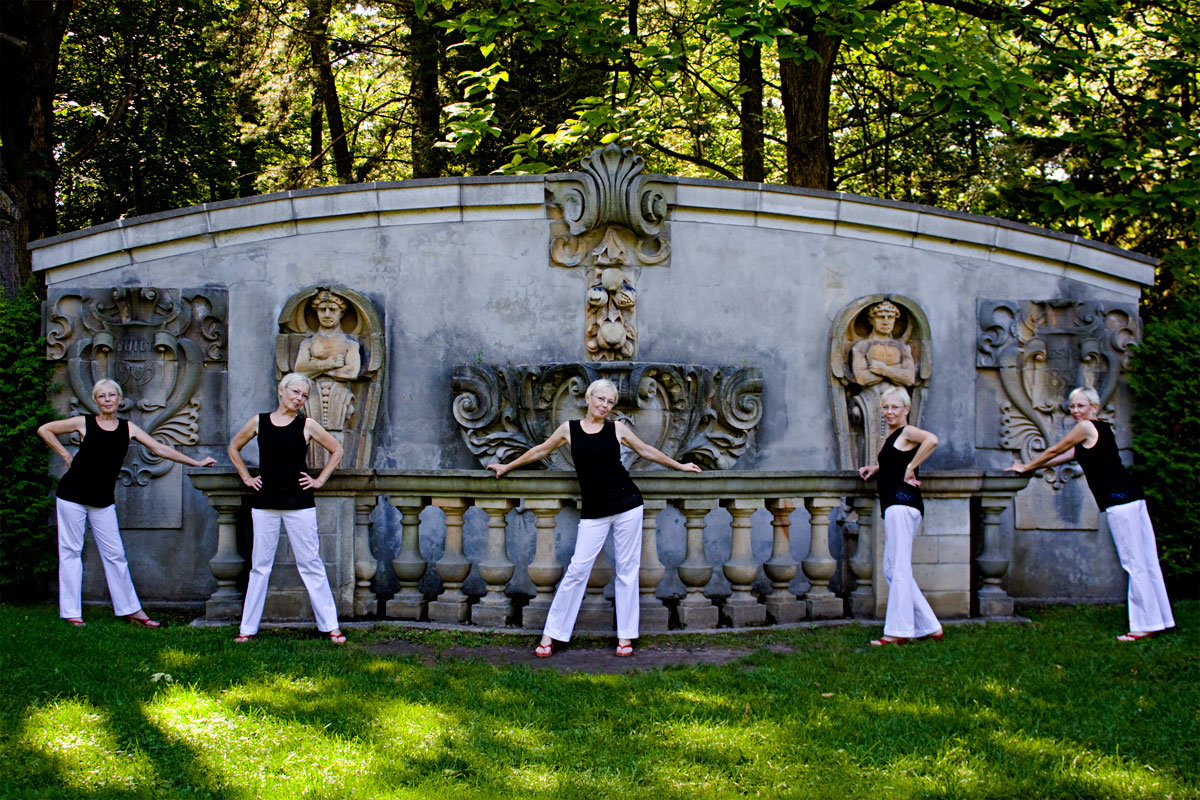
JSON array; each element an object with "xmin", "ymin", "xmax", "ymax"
[{"xmin": 187, "ymin": 468, "xmax": 1028, "ymax": 630}]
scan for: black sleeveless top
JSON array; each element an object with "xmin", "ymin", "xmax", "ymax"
[
  {"xmin": 252, "ymin": 413, "xmax": 315, "ymax": 510},
  {"xmin": 569, "ymin": 420, "xmax": 643, "ymax": 519},
  {"xmin": 877, "ymin": 426, "xmax": 923, "ymax": 515},
  {"xmin": 1073, "ymin": 420, "xmax": 1143, "ymax": 511},
  {"xmin": 56, "ymin": 416, "xmax": 129, "ymax": 508}
]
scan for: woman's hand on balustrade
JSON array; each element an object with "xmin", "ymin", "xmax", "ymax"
[
  {"xmin": 487, "ymin": 462, "xmax": 511, "ymax": 478},
  {"xmin": 858, "ymin": 464, "xmax": 879, "ymax": 481}
]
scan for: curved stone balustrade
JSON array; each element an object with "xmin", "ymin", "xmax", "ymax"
[{"xmin": 188, "ymin": 468, "xmax": 1029, "ymax": 630}]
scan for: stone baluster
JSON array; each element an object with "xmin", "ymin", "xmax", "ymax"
[
  {"xmin": 763, "ymin": 499, "xmax": 802, "ymax": 623},
  {"xmin": 721, "ymin": 498, "xmax": 766, "ymax": 626},
  {"xmin": 353, "ymin": 493, "xmax": 379, "ymax": 617},
  {"xmin": 638, "ymin": 499, "xmax": 669, "ymax": 632},
  {"xmin": 522, "ymin": 499, "xmax": 564, "ymax": 630},
  {"xmin": 428, "ymin": 497, "xmax": 473, "ymax": 623},
  {"xmin": 205, "ymin": 494, "xmax": 246, "ymax": 620},
  {"xmin": 976, "ymin": 494, "xmax": 1015, "ymax": 617},
  {"xmin": 802, "ymin": 496, "xmax": 844, "ymax": 619},
  {"xmin": 676, "ymin": 499, "xmax": 718, "ymax": 628},
  {"xmin": 386, "ymin": 496, "xmax": 427, "ymax": 620},
  {"xmin": 847, "ymin": 493, "xmax": 877, "ymax": 618},
  {"xmin": 473, "ymin": 498, "xmax": 516, "ymax": 627}
]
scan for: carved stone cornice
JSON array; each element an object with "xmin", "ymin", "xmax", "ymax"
[{"xmin": 451, "ymin": 362, "xmax": 762, "ymax": 470}]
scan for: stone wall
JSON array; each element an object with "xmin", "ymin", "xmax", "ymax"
[{"xmin": 32, "ymin": 162, "xmax": 1154, "ymax": 609}]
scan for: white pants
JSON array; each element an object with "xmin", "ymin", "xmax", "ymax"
[
  {"xmin": 1107, "ymin": 499, "xmax": 1174, "ymax": 633},
  {"xmin": 881, "ymin": 505, "xmax": 941, "ymax": 639},
  {"xmin": 544, "ymin": 505, "xmax": 643, "ymax": 642},
  {"xmin": 239, "ymin": 508, "xmax": 340, "ymax": 636},
  {"xmin": 56, "ymin": 498, "xmax": 142, "ymax": 619}
]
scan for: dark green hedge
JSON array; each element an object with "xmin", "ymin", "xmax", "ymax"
[
  {"xmin": 1127, "ymin": 274, "xmax": 1200, "ymax": 593},
  {"xmin": 0, "ymin": 282, "xmax": 55, "ymax": 599}
]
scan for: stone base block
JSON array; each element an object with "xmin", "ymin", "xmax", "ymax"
[
  {"xmin": 471, "ymin": 600, "xmax": 511, "ymax": 627},
  {"xmin": 848, "ymin": 590, "xmax": 876, "ymax": 619},
  {"xmin": 353, "ymin": 591, "xmax": 377, "ymax": 618},
  {"xmin": 205, "ymin": 592, "xmax": 243, "ymax": 622},
  {"xmin": 926, "ymin": 590, "xmax": 970, "ymax": 618},
  {"xmin": 428, "ymin": 598, "xmax": 470, "ymax": 624},
  {"xmin": 677, "ymin": 601, "xmax": 719, "ymax": 629},
  {"xmin": 806, "ymin": 593, "xmax": 844, "ymax": 620},
  {"xmin": 639, "ymin": 600, "xmax": 670, "ymax": 633},
  {"xmin": 264, "ymin": 592, "xmax": 315, "ymax": 622},
  {"xmin": 722, "ymin": 599, "xmax": 767, "ymax": 627},
  {"xmin": 385, "ymin": 590, "xmax": 425, "ymax": 620},
  {"xmin": 575, "ymin": 605, "xmax": 615, "ymax": 632},
  {"xmin": 522, "ymin": 601, "xmax": 551, "ymax": 630},
  {"xmin": 978, "ymin": 593, "xmax": 1015, "ymax": 618},
  {"xmin": 765, "ymin": 598, "xmax": 804, "ymax": 624}
]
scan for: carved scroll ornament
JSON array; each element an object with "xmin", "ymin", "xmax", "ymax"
[
  {"xmin": 45, "ymin": 287, "xmax": 227, "ymax": 487},
  {"xmin": 547, "ymin": 145, "xmax": 673, "ymax": 361},
  {"xmin": 452, "ymin": 362, "xmax": 762, "ymax": 470},
  {"xmin": 977, "ymin": 299, "xmax": 1140, "ymax": 489}
]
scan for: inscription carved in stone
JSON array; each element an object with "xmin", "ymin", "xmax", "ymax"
[
  {"xmin": 45, "ymin": 287, "xmax": 227, "ymax": 488},
  {"xmin": 829, "ymin": 295, "xmax": 931, "ymax": 470},
  {"xmin": 452, "ymin": 362, "xmax": 762, "ymax": 470},
  {"xmin": 276, "ymin": 286, "xmax": 385, "ymax": 469},
  {"xmin": 977, "ymin": 299, "xmax": 1139, "ymax": 489},
  {"xmin": 547, "ymin": 145, "xmax": 673, "ymax": 361}
]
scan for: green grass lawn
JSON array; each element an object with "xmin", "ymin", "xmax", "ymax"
[{"xmin": 0, "ymin": 602, "xmax": 1196, "ymax": 800}]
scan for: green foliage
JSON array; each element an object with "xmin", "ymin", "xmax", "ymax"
[
  {"xmin": 0, "ymin": 282, "xmax": 56, "ymax": 598},
  {"xmin": 1126, "ymin": 251, "xmax": 1200, "ymax": 589}
]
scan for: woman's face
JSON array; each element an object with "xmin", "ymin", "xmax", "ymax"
[
  {"xmin": 881, "ymin": 396, "xmax": 908, "ymax": 428},
  {"xmin": 587, "ymin": 388, "xmax": 617, "ymax": 419},
  {"xmin": 1068, "ymin": 397, "xmax": 1099, "ymax": 422},
  {"xmin": 94, "ymin": 387, "xmax": 121, "ymax": 415},
  {"xmin": 279, "ymin": 381, "xmax": 311, "ymax": 411}
]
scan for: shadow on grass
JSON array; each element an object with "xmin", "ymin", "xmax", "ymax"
[{"xmin": 0, "ymin": 602, "xmax": 1196, "ymax": 799}]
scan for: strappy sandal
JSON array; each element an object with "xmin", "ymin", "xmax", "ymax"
[
  {"xmin": 65, "ymin": 618, "xmax": 86, "ymax": 627},
  {"xmin": 1116, "ymin": 631, "xmax": 1155, "ymax": 642},
  {"xmin": 535, "ymin": 641, "xmax": 553, "ymax": 658},
  {"xmin": 233, "ymin": 633, "xmax": 255, "ymax": 643},
  {"xmin": 869, "ymin": 636, "xmax": 907, "ymax": 647},
  {"xmin": 127, "ymin": 615, "xmax": 161, "ymax": 628},
  {"xmin": 615, "ymin": 642, "xmax": 634, "ymax": 657},
  {"xmin": 327, "ymin": 630, "xmax": 347, "ymax": 644}
]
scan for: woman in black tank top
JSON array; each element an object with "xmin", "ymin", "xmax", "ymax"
[
  {"xmin": 489, "ymin": 378, "xmax": 702, "ymax": 658},
  {"xmin": 227, "ymin": 373, "xmax": 347, "ymax": 644},
  {"xmin": 37, "ymin": 378, "xmax": 216, "ymax": 628},
  {"xmin": 858, "ymin": 386, "xmax": 941, "ymax": 646},
  {"xmin": 1008, "ymin": 387, "xmax": 1174, "ymax": 641}
]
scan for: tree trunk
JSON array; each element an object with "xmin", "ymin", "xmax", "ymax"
[
  {"xmin": 738, "ymin": 39, "xmax": 765, "ymax": 183},
  {"xmin": 0, "ymin": 0, "xmax": 75, "ymax": 295},
  {"xmin": 407, "ymin": 6, "xmax": 443, "ymax": 179},
  {"xmin": 779, "ymin": 17, "xmax": 840, "ymax": 189},
  {"xmin": 306, "ymin": 0, "xmax": 353, "ymax": 182},
  {"xmin": 310, "ymin": 91, "xmax": 325, "ymax": 170}
]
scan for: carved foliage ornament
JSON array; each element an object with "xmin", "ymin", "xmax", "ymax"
[
  {"xmin": 45, "ymin": 287, "xmax": 228, "ymax": 486},
  {"xmin": 547, "ymin": 145, "xmax": 673, "ymax": 361},
  {"xmin": 977, "ymin": 299, "xmax": 1139, "ymax": 489},
  {"xmin": 452, "ymin": 362, "xmax": 762, "ymax": 470}
]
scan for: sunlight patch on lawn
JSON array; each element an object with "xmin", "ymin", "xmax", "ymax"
[
  {"xmin": 505, "ymin": 764, "xmax": 564, "ymax": 792},
  {"xmin": 362, "ymin": 700, "xmax": 457, "ymax": 752},
  {"xmin": 987, "ymin": 729, "xmax": 1181, "ymax": 799},
  {"xmin": 21, "ymin": 698, "xmax": 158, "ymax": 791}
]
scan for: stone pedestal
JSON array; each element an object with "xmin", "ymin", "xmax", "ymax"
[
  {"xmin": 847, "ymin": 495, "xmax": 877, "ymax": 618},
  {"xmin": 206, "ymin": 495, "xmax": 245, "ymax": 621},
  {"xmin": 353, "ymin": 494, "xmax": 378, "ymax": 617},
  {"xmin": 522, "ymin": 499, "xmax": 563, "ymax": 630},
  {"xmin": 428, "ymin": 498, "xmax": 472, "ymax": 624},
  {"xmin": 977, "ymin": 494, "xmax": 1015, "ymax": 617},
  {"xmin": 386, "ymin": 496, "xmax": 427, "ymax": 620},
  {"xmin": 803, "ymin": 496, "xmax": 844, "ymax": 619},
  {"xmin": 473, "ymin": 498, "xmax": 516, "ymax": 627},
  {"xmin": 721, "ymin": 499, "xmax": 766, "ymax": 626},
  {"xmin": 639, "ymin": 500, "xmax": 670, "ymax": 632},
  {"xmin": 764, "ymin": 499, "xmax": 803, "ymax": 624},
  {"xmin": 677, "ymin": 499, "xmax": 719, "ymax": 629}
]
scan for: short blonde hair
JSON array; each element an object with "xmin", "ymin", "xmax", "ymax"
[
  {"xmin": 881, "ymin": 385, "xmax": 911, "ymax": 409},
  {"xmin": 585, "ymin": 378, "xmax": 618, "ymax": 401},
  {"xmin": 1068, "ymin": 386, "xmax": 1100, "ymax": 407},
  {"xmin": 91, "ymin": 378, "xmax": 123, "ymax": 401},
  {"xmin": 278, "ymin": 372, "xmax": 313, "ymax": 394}
]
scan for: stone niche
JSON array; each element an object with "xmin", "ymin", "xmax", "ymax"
[
  {"xmin": 829, "ymin": 294, "xmax": 932, "ymax": 471},
  {"xmin": 275, "ymin": 285, "xmax": 385, "ymax": 469},
  {"xmin": 975, "ymin": 298, "xmax": 1140, "ymax": 531},
  {"xmin": 44, "ymin": 286, "xmax": 227, "ymax": 527},
  {"xmin": 452, "ymin": 362, "xmax": 763, "ymax": 470}
]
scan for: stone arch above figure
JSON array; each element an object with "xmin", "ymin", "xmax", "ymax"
[
  {"xmin": 829, "ymin": 295, "xmax": 932, "ymax": 470},
  {"xmin": 276, "ymin": 285, "xmax": 385, "ymax": 469}
]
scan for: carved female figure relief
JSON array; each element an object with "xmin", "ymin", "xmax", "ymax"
[
  {"xmin": 276, "ymin": 286, "xmax": 385, "ymax": 469},
  {"xmin": 830, "ymin": 296, "xmax": 931, "ymax": 470}
]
